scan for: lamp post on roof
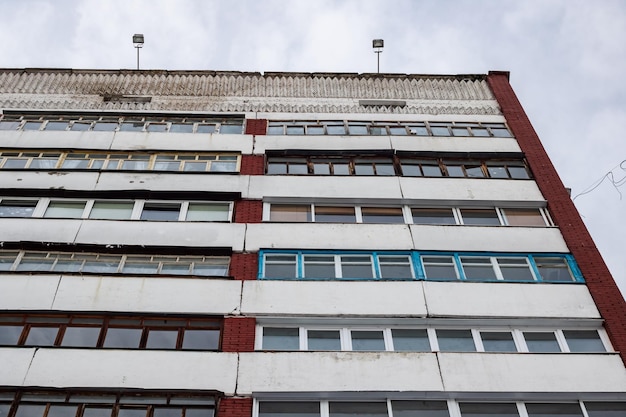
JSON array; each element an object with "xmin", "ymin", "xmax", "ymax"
[
  {"xmin": 372, "ymin": 39, "xmax": 384, "ymax": 73},
  {"xmin": 133, "ymin": 34, "xmax": 144, "ymax": 70}
]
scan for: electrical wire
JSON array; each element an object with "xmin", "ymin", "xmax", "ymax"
[{"xmin": 572, "ymin": 159, "xmax": 626, "ymax": 201}]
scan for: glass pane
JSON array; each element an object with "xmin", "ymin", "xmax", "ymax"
[
  {"xmin": 197, "ymin": 124, "xmax": 216, "ymax": 134},
  {"xmin": 341, "ymin": 256, "xmax": 373, "ymax": 279},
  {"xmin": 329, "ymin": 402, "xmax": 387, "ymax": 417},
  {"xmin": 392, "ymin": 401, "xmax": 449, "ymax": 417},
  {"xmin": 263, "ymin": 327, "xmax": 299, "ymax": 350},
  {"xmin": 29, "ymin": 158, "xmax": 60, "ymax": 169},
  {"xmin": 491, "ymin": 128, "xmax": 512, "ymax": 138},
  {"xmin": 118, "ymin": 408, "xmax": 149, "ymax": 417},
  {"xmin": 535, "ymin": 258, "xmax": 573, "ymax": 282},
  {"xmin": 307, "ymin": 126, "xmax": 325, "ymax": 135},
  {"xmin": 258, "ymin": 402, "xmax": 320, "ymax": 417},
  {"xmin": 460, "ymin": 209, "xmax": 500, "ymax": 225},
  {"xmin": 122, "ymin": 160, "xmax": 150, "ymax": 170},
  {"xmin": 186, "ymin": 203, "xmax": 229, "ymax": 221},
  {"xmin": 459, "ymin": 403, "xmax": 519, "ymax": 416},
  {"xmin": 93, "ymin": 122, "xmax": 118, "ymax": 131},
  {"xmin": 120, "ymin": 122, "xmax": 145, "ymax": 131},
  {"xmin": 153, "ymin": 408, "xmax": 184, "ymax": 417},
  {"xmin": 25, "ymin": 327, "xmax": 58, "ymax": 346},
  {"xmin": 461, "ymin": 258, "xmax": 497, "ymax": 280},
  {"xmin": 182, "ymin": 329, "xmax": 220, "ymax": 350},
  {"xmin": 270, "ymin": 205, "xmax": 311, "ymax": 222},
  {"xmin": 16, "ymin": 256, "xmax": 54, "ymax": 272},
  {"xmin": 141, "ymin": 203, "xmax": 180, "ymax": 221},
  {"xmin": 315, "ymin": 206, "xmax": 355, "ymax": 223},
  {"xmin": 192, "ymin": 263, "xmax": 229, "ymax": 277},
  {"xmin": 585, "ymin": 402, "xmax": 626, "ymax": 417},
  {"xmin": 351, "ymin": 330, "xmax": 385, "ymax": 351},
  {"xmin": 154, "ymin": 161, "xmax": 181, "ymax": 171},
  {"xmin": 103, "ymin": 328, "xmax": 142, "ymax": 348},
  {"xmin": 400, "ymin": 163, "xmax": 422, "ymax": 177},
  {"xmin": 348, "ymin": 124, "xmax": 368, "ymax": 135},
  {"xmin": 412, "ymin": 208, "xmax": 456, "ymax": 225},
  {"xmin": 47, "ymin": 404, "xmax": 79, "ymax": 417},
  {"xmin": 62, "ymin": 159, "xmax": 90, "ymax": 169},
  {"xmin": 0, "ymin": 404, "xmax": 11, "ymax": 417},
  {"xmin": 3, "ymin": 158, "xmax": 28, "ymax": 169},
  {"xmin": 509, "ymin": 166, "xmax": 530, "ymax": 179},
  {"xmin": 266, "ymin": 126, "xmax": 284, "ymax": 135},
  {"xmin": 122, "ymin": 262, "xmax": 158, "ymax": 274},
  {"xmin": 423, "ymin": 257, "xmax": 457, "ymax": 280},
  {"xmin": 0, "ymin": 120, "xmax": 20, "ymax": 130},
  {"xmin": 445, "ymin": 165, "xmax": 464, "ymax": 177},
  {"xmin": 497, "ymin": 258, "xmax": 535, "ymax": 281},
  {"xmin": 220, "ymin": 124, "xmax": 243, "ymax": 134},
  {"xmin": 480, "ymin": 331, "xmax": 517, "ymax": 352},
  {"xmin": 471, "ymin": 127, "xmax": 490, "ymax": 137},
  {"xmin": 44, "ymin": 201, "xmax": 86, "ymax": 218},
  {"xmin": 264, "ymin": 255, "xmax": 297, "ymax": 279},
  {"xmin": 333, "ymin": 163, "xmax": 350, "ymax": 175},
  {"xmin": 354, "ymin": 164, "xmax": 374, "ymax": 175},
  {"xmin": 82, "ymin": 258, "xmax": 120, "ymax": 273},
  {"xmin": 313, "ymin": 163, "xmax": 330, "ymax": 175},
  {"xmin": 0, "ymin": 325, "xmax": 23, "ymax": 344},
  {"xmin": 452, "ymin": 127, "xmax": 469, "ymax": 136},
  {"xmin": 389, "ymin": 126, "xmax": 408, "ymax": 135},
  {"xmin": 61, "ymin": 327, "xmax": 100, "ymax": 347},
  {"xmin": 326, "ymin": 125, "xmax": 346, "ymax": 135},
  {"xmin": 465, "ymin": 165, "xmax": 485, "ymax": 178},
  {"xmin": 146, "ymin": 330, "xmax": 178, "ymax": 349},
  {"xmin": 437, "ymin": 329, "xmax": 475, "ymax": 352},
  {"xmin": 307, "ymin": 330, "xmax": 341, "ymax": 350},
  {"xmin": 525, "ymin": 403, "xmax": 583, "ymax": 417},
  {"xmin": 378, "ymin": 256, "xmax": 413, "ymax": 279},
  {"xmin": 23, "ymin": 121, "xmax": 43, "ymax": 130},
  {"xmin": 504, "ymin": 208, "xmax": 546, "ymax": 226},
  {"xmin": 288, "ymin": 163, "xmax": 308, "ymax": 174},
  {"xmin": 146, "ymin": 123, "xmax": 167, "ymax": 132},
  {"xmin": 430, "ymin": 126, "xmax": 449, "ymax": 136},
  {"xmin": 391, "ymin": 329, "xmax": 430, "ymax": 351},
  {"xmin": 524, "ymin": 332, "xmax": 561, "ymax": 352},
  {"xmin": 375, "ymin": 164, "xmax": 395, "ymax": 176},
  {"xmin": 15, "ymin": 404, "xmax": 46, "ymax": 417},
  {"xmin": 70, "ymin": 122, "xmax": 90, "ymax": 131},
  {"xmin": 487, "ymin": 166, "xmax": 508, "ymax": 178},
  {"xmin": 210, "ymin": 161, "xmax": 237, "ymax": 172},
  {"xmin": 361, "ymin": 207, "xmax": 404, "ymax": 224},
  {"xmin": 182, "ymin": 162, "xmax": 207, "ymax": 172},
  {"xmin": 45, "ymin": 121, "xmax": 69, "ymax": 131},
  {"xmin": 89, "ymin": 202, "xmax": 134, "ymax": 219},
  {"xmin": 0, "ymin": 200, "xmax": 37, "ymax": 217},
  {"xmin": 170, "ymin": 123, "xmax": 194, "ymax": 133},
  {"xmin": 563, "ymin": 330, "xmax": 606, "ymax": 352},
  {"xmin": 286, "ymin": 126, "xmax": 305, "ymax": 135},
  {"xmin": 422, "ymin": 164, "xmax": 443, "ymax": 176},
  {"xmin": 303, "ymin": 256, "xmax": 335, "ymax": 279}
]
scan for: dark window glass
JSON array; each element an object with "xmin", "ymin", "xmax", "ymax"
[
  {"xmin": 412, "ymin": 208, "xmax": 456, "ymax": 225},
  {"xmin": 437, "ymin": 329, "xmax": 475, "ymax": 352},
  {"xmin": 15, "ymin": 404, "xmax": 46, "ymax": 417},
  {"xmin": 263, "ymin": 327, "xmax": 299, "ymax": 350},
  {"xmin": 351, "ymin": 330, "xmax": 385, "ymax": 351},
  {"xmin": 341, "ymin": 256, "xmax": 373, "ymax": 279},
  {"xmin": 23, "ymin": 121, "xmax": 43, "ymax": 130},
  {"xmin": 259, "ymin": 402, "xmax": 320, "ymax": 417},
  {"xmin": 508, "ymin": 166, "xmax": 530, "ymax": 179},
  {"xmin": 459, "ymin": 403, "xmax": 519, "ymax": 416},
  {"xmin": 197, "ymin": 124, "xmax": 216, "ymax": 134},
  {"xmin": 392, "ymin": 329, "xmax": 430, "ymax": 351},
  {"xmin": 487, "ymin": 165, "xmax": 509, "ymax": 178},
  {"xmin": 329, "ymin": 402, "xmax": 387, "ymax": 417},
  {"xmin": 422, "ymin": 164, "xmax": 443, "ymax": 176},
  {"xmin": 182, "ymin": 329, "xmax": 220, "ymax": 350},
  {"xmin": 459, "ymin": 209, "xmax": 500, "ymax": 225},
  {"xmin": 307, "ymin": 330, "xmax": 341, "ymax": 350},
  {"xmin": 119, "ymin": 122, "xmax": 145, "ymax": 132},
  {"xmin": 83, "ymin": 407, "xmax": 114, "ymax": 417},
  {"xmin": 585, "ymin": 402, "xmax": 626, "ymax": 417},
  {"xmin": 0, "ymin": 200, "xmax": 37, "ymax": 217},
  {"xmin": 563, "ymin": 330, "xmax": 606, "ymax": 352},
  {"xmin": 103, "ymin": 328, "xmax": 142, "ymax": 348},
  {"xmin": 525, "ymin": 403, "xmax": 583, "ymax": 417},
  {"xmin": 61, "ymin": 326, "xmax": 101, "ymax": 347},
  {"xmin": 524, "ymin": 332, "xmax": 561, "ymax": 352},
  {"xmin": 140, "ymin": 203, "xmax": 180, "ymax": 221},
  {"xmin": 392, "ymin": 400, "xmax": 450, "ymax": 417},
  {"xmin": 361, "ymin": 207, "xmax": 404, "ymax": 224},
  {"xmin": 461, "ymin": 257, "xmax": 497, "ymax": 280},
  {"xmin": 423, "ymin": 256, "xmax": 457, "ymax": 280},
  {"xmin": 446, "ymin": 165, "xmax": 464, "ymax": 177},
  {"xmin": 480, "ymin": 331, "xmax": 517, "ymax": 352},
  {"xmin": 47, "ymin": 404, "xmax": 79, "ymax": 417},
  {"xmin": 354, "ymin": 164, "xmax": 374, "ymax": 175},
  {"xmin": 401, "ymin": 163, "xmax": 422, "ymax": 176}
]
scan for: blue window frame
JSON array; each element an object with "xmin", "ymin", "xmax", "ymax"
[{"xmin": 259, "ymin": 250, "xmax": 583, "ymax": 283}]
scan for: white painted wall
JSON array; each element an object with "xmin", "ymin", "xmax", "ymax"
[
  {"xmin": 0, "ymin": 170, "xmax": 101, "ymax": 190},
  {"xmin": 0, "ymin": 275, "xmax": 60, "ymax": 310},
  {"xmin": 390, "ymin": 136, "xmax": 521, "ymax": 153},
  {"xmin": 245, "ymin": 223, "xmax": 414, "ymax": 251},
  {"xmin": 52, "ymin": 276, "xmax": 242, "ymax": 314},
  {"xmin": 439, "ymin": 352, "xmax": 626, "ymax": 392},
  {"xmin": 236, "ymin": 352, "xmax": 443, "ymax": 394},
  {"xmin": 411, "ymin": 225, "xmax": 568, "ymax": 252},
  {"xmin": 0, "ymin": 348, "xmax": 39, "ymax": 386},
  {"xmin": 93, "ymin": 172, "xmax": 250, "ymax": 194},
  {"xmin": 0, "ymin": 218, "xmax": 82, "ymax": 243},
  {"xmin": 241, "ymin": 281, "xmax": 427, "ymax": 317},
  {"xmin": 256, "ymin": 113, "xmax": 506, "ymax": 123},
  {"xmin": 423, "ymin": 281, "xmax": 600, "ymax": 319},
  {"xmin": 22, "ymin": 349, "xmax": 239, "ymax": 394}
]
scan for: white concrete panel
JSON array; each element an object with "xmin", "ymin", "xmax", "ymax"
[
  {"xmin": 15, "ymin": 130, "xmax": 115, "ymax": 149},
  {"xmin": 111, "ymin": 132, "xmax": 254, "ymax": 153},
  {"xmin": 52, "ymin": 276, "xmax": 242, "ymax": 314},
  {"xmin": 399, "ymin": 177, "xmax": 545, "ymax": 202},
  {"xmin": 245, "ymin": 223, "xmax": 414, "ymax": 251},
  {"xmin": 423, "ymin": 281, "xmax": 600, "ymax": 319},
  {"xmin": 248, "ymin": 176, "xmax": 404, "ymax": 200},
  {"xmin": 93, "ymin": 172, "xmax": 250, "ymax": 194},
  {"xmin": 23, "ymin": 349, "xmax": 238, "ymax": 393},
  {"xmin": 237, "ymin": 352, "xmax": 443, "ymax": 394},
  {"xmin": 0, "ymin": 170, "xmax": 100, "ymax": 190},
  {"xmin": 241, "ymin": 281, "xmax": 427, "ymax": 316},
  {"xmin": 0, "ymin": 219, "xmax": 81, "ymax": 243},
  {"xmin": 0, "ymin": 275, "xmax": 60, "ymax": 310},
  {"xmin": 390, "ymin": 136, "xmax": 521, "ymax": 153},
  {"xmin": 254, "ymin": 136, "xmax": 393, "ymax": 154},
  {"xmin": 411, "ymin": 225, "xmax": 568, "ymax": 252},
  {"xmin": 0, "ymin": 348, "xmax": 36, "ymax": 386},
  {"xmin": 74, "ymin": 221, "xmax": 246, "ymax": 250},
  {"xmin": 0, "ymin": 131, "xmax": 24, "ymax": 147},
  {"xmin": 439, "ymin": 353, "xmax": 626, "ymax": 393}
]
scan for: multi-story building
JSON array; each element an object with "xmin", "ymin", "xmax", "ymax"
[{"xmin": 0, "ymin": 68, "xmax": 625, "ymax": 417}]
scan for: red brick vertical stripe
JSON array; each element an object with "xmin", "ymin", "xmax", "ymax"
[
  {"xmin": 234, "ymin": 200, "xmax": 263, "ymax": 224},
  {"xmin": 240, "ymin": 155, "xmax": 265, "ymax": 175},
  {"xmin": 487, "ymin": 71, "xmax": 626, "ymax": 364},
  {"xmin": 229, "ymin": 253, "xmax": 259, "ymax": 281},
  {"xmin": 218, "ymin": 397, "xmax": 253, "ymax": 417},
  {"xmin": 245, "ymin": 119, "xmax": 267, "ymax": 135},
  {"xmin": 222, "ymin": 317, "xmax": 256, "ymax": 352}
]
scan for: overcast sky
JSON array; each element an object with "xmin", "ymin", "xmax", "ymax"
[{"xmin": 1, "ymin": 0, "xmax": 624, "ymax": 297}]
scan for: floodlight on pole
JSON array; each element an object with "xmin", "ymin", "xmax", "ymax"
[
  {"xmin": 133, "ymin": 34, "xmax": 144, "ymax": 70},
  {"xmin": 372, "ymin": 39, "xmax": 384, "ymax": 73}
]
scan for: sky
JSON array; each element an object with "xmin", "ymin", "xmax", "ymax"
[{"xmin": 0, "ymin": 0, "xmax": 624, "ymax": 297}]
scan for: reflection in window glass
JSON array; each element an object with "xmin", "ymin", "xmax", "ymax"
[
  {"xmin": 61, "ymin": 327, "xmax": 100, "ymax": 347},
  {"xmin": 264, "ymin": 255, "xmax": 297, "ymax": 278},
  {"xmin": 461, "ymin": 258, "xmax": 497, "ymax": 280},
  {"xmin": 263, "ymin": 327, "xmax": 299, "ymax": 350},
  {"xmin": 15, "ymin": 404, "xmax": 47, "ymax": 417},
  {"xmin": 535, "ymin": 258, "xmax": 573, "ymax": 282},
  {"xmin": 83, "ymin": 407, "xmax": 115, "ymax": 417},
  {"xmin": 524, "ymin": 332, "xmax": 561, "ymax": 352},
  {"xmin": 437, "ymin": 329, "xmax": 475, "ymax": 352},
  {"xmin": 25, "ymin": 327, "xmax": 58, "ymax": 346},
  {"xmin": 341, "ymin": 256, "xmax": 373, "ymax": 279},
  {"xmin": 103, "ymin": 328, "xmax": 142, "ymax": 348},
  {"xmin": 391, "ymin": 329, "xmax": 430, "ymax": 352},
  {"xmin": 308, "ymin": 330, "xmax": 341, "ymax": 350},
  {"xmin": 378, "ymin": 256, "xmax": 413, "ymax": 279},
  {"xmin": 480, "ymin": 332, "xmax": 517, "ymax": 352},
  {"xmin": 315, "ymin": 206, "xmax": 356, "ymax": 223},
  {"xmin": 140, "ymin": 203, "xmax": 180, "ymax": 221},
  {"xmin": 47, "ymin": 404, "xmax": 79, "ymax": 417},
  {"xmin": 563, "ymin": 330, "xmax": 606, "ymax": 352},
  {"xmin": 0, "ymin": 200, "xmax": 37, "ymax": 217},
  {"xmin": 0, "ymin": 325, "xmax": 23, "ymax": 345},
  {"xmin": 497, "ymin": 258, "xmax": 535, "ymax": 281},
  {"xmin": 459, "ymin": 209, "xmax": 500, "ymax": 225},
  {"xmin": 303, "ymin": 256, "xmax": 335, "ymax": 279},
  {"xmin": 503, "ymin": 208, "xmax": 546, "ymax": 227}
]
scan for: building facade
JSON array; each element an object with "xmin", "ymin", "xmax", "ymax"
[{"xmin": 0, "ymin": 68, "xmax": 625, "ymax": 417}]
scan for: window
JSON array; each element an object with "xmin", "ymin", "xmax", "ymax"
[
  {"xmin": 562, "ymin": 330, "xmax": 606, "ymax": 352},
  {"xmin": 262, "ymin": 327, "xmax": 299, "ymax": 350},
  {"xmin": 502, "ymin": 208, "xmax": 548, "ymax": 227},
  {"xmin": 525, "ymin": 403, "xmax": 583, "ymax": 417},
  {"xmin": 0, "ymin": 250, "xmax": 229, "ymax": 277},
  {"xmin": 259, "ymin": 402, "xmax": 320, "ymax": 417},
  {"xmin": 391, "ymin": 329, "xmax": 429, "ymax": 351},
  {"xmin": 0, "ymin": 199, "xmax": 38, "ymax": 217},
  {"xmin": 0, "ymin": 150, "xmax": 241, "ymax": 172},
  {"xmin": 361, "ymin": 207, "xmax": 404, "ymax": 224},
  {"xmin": 411, "ymin": 208, "xmax": 456, "ymax": 225},
  {"xmin": 480, "ymin": 331, "xmax": 517, "ymax": 352},
  {"xmin": 261, "ymin": 251, "xmax": 582, "ymax": 283},
  {"xmin": 0, "ymin": 389, "xmax": 216, "ymax": 417},
  {"xmin": 0, "ymin": 313, "xmax": 222, "ymax": 350},
  {"xmin": 459, "ymin": 403, "xmax": 519, "ymax": 417},
  {"xmin": 269, "ymin": 205, "xmax": 312, "ymax": 222},
  {"xmin": 458, "ymin": 208, "xmax": 500, "ymax": 226},
  {"xmin": 436, "ymin": 329, "xmax": 476, "ymax": 352},
  {"xmin": 523, "ymin": 332, "xmax": 562, "ymax": 352},
  {"xmin": 585, "ymin": 402, "xmax": 626, "ymax": 417}
]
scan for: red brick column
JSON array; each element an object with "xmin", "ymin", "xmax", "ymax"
[
  {"xmin": 240, "ymin": 155, "xmax": 265, "ymax": 175},
  {"xmin": 229, "ymin": 253, "xmax": 259, "ymax": 281},
  {"xmin": 222, "ymin": 317, "xmax": 256, "ymax": 352},
  {"xmin": 487, "ymin": 71, "xmax": 626, "ymax": 364},
  {"xmin": 234, "ymin": 200, "xmax": 263, "ymax": 224},
  {"xmin": 245, "ymin": 118, "xmax": 267, "ymax": 135},
  {"xmin": 218, "ymin": 397, "xmax": 253, "ymax": 417}
]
